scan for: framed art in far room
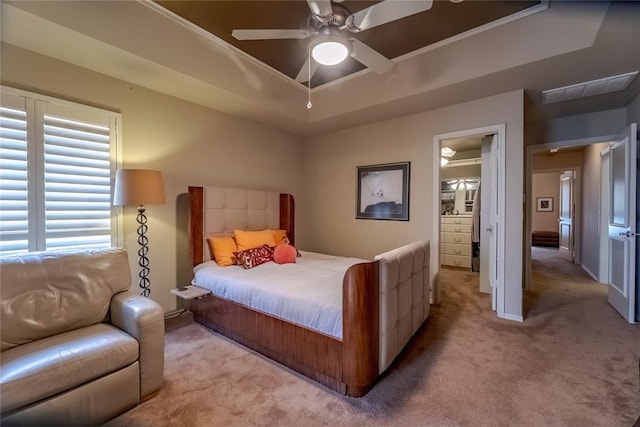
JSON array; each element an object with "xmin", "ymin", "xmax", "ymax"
[
  {"xmin": 536, "ymin": 197, "xmax": 553, "ymax": 212},
  {"xmin": 356, "ymin": 162, "xmax": 410, "ymax": 221}
]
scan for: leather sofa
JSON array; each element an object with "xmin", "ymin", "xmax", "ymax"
[{"xmin": 0, "ymin": 248, "xmax": 165, "ymax": 426}]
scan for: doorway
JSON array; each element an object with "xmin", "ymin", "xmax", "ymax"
[
  {"xmin": 432, "ymin": 124, "xmax": 506, "ymax": 317},
  {"xmin": 530, "ymin": 167, "xmax": 582, "ymax": 268},
  {"xmin": 525, "ymin": 138, "xmax": 612, "ymax": 291},
  {"xmin": 524, "ymin": 126, "xmax": 638, "ymax": 323}
]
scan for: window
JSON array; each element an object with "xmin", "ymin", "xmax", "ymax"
[{"xmin": 0, "ymin": 87, "xmax": 121, "ymax": 255}]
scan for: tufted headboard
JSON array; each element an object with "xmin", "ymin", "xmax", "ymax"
[{"xmin": 188, "ymin": 186, "xmax": 295, "ymax": 267}]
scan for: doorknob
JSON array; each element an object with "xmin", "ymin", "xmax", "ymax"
[
  {"xmin": 486, "ymin": 226, "xmax": 494, "ymax": 232},
  {"xmin": 619, "ymin": 231, "xmax": 638, "ymax": 237}
]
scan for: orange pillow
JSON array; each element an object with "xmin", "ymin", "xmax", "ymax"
[
  {"xmin": 234, "ymin": 229, "xmax": 276, "ymax": 251},
  {"xmin": 274, "ymin": 244, "xmax": 297, "ymax": 264},
  {"xmin": 271, "ymin": 229, "xmax": 290, "ymax": 246},
  {"xmin": 208, "ymin": 236, "xmax": 238, "ymax": 267}
]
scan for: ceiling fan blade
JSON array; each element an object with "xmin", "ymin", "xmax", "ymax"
[
  {"xmin": 351, "ymin": 0, "xmax": 433, "ymax": 31},
  {"xmin": 232, "ymin": 29, "xmax": 310, "ymax": 40},
  {"xmin": 350, "ymin": 40, "xmax": 394, "ymax": 75},
  {"xmin": 307, "ymin": 0, "xmax": 333, "ymax": 18},
  {"xmin": 295, "ymin": 56, "xmax": 319, "ymax": 83}
]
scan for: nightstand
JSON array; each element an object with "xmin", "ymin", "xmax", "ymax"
[
  {"xmin": 170, "ymin": 285, "xmax": 211, "ymax": 317},
  {"xmin": 170, "ymin": 285, "xmax": 211, "ymax": 300}
]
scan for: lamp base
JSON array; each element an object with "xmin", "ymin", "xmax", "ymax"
[{"xmin": 136, "ymin": 205, "xmax": 151, "ymax": 297}]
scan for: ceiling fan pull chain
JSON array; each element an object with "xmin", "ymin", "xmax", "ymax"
[{"xmin": 307, "ymin": 49, "xmax": 312, "ymax": 109}]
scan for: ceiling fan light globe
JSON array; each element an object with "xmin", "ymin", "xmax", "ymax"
[
  {"xmin": 440, "ymin": 157, "xmax": 449, "ymax": 167},
  {"xmin": 312, "ymin": 41, "xmax": 349, "ymax": 65}
]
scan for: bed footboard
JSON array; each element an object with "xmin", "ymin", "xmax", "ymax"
[
  {"xmin": 375, "ymin": 240, "xmax": 431, "ymax": 373},
  {"xmin": 342, "ymin": 261, "xmax": 379, "ymax": 397}
]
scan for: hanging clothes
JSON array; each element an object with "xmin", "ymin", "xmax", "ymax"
[{"xmin": 471, "ymin": 183, "xmax": 481, "ymax": 272}]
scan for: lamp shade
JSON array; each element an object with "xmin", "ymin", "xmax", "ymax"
[{"xmin": 113, "ymin": 169, "xmax": 166, "ymax": 206}]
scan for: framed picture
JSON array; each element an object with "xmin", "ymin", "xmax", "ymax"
[
  {"xmin": 356, "ymin": 162, "xmax": 410, "ymax": 221},
  {"xmin": 536, "ymin": 197, "xmax": 553, "ymax": 212}
]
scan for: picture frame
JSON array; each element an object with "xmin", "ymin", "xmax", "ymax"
[
  {"xmin": 356, "ymin": 162, "xmax": 410, "ymax": 221},
  {"xmin": 536, "ymin": 197, "xmax": 553, "ymax": 212}
]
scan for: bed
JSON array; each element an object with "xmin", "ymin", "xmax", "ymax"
[{"xmin": 188, "ymin": 186, "xmax": 430, "ymax": 397}]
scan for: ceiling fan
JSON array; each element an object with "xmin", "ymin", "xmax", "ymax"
[
  {"xmin": 447, "ymin": 179, "xmax": 478, "ymax": 190},
  {"xmin": 231, "ymin": 0, "xmax": 434, "ymax": 83}
]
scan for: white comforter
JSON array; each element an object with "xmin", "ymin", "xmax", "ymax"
[{"xmin": 192, "ymin": 251, "xmax": 367, "ymax": 339}]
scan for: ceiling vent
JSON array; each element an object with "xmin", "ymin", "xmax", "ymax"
[{"xmin": 542, "ymin": 71, "xmax": 638, "ymax": 104}]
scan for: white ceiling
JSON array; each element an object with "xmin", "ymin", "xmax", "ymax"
[{"xmin": 2, "ymin": 1, "xmax": 639, "ymax": 137}]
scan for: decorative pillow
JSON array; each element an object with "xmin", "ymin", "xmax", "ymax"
[
  {"xmin": 207, "ymin": 236, "xmax": 238, "ymax": 267},
  {"xmin": 234, "ymin": 245, "xmax": 275, "ymax": 269},
  {"xmin": 234, "ymin": 229, "xmax": 276, "ymax": 251},
  {"xmin": 271, "ymin": 229, "xmax": 290, "ymax": 246},
  {"xmin": 274, "ymin": 244, "xmax": 297, "ymax": 264}
]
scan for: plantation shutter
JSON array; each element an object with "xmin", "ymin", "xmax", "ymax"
[
  {"xmin": 43, "ymin": 109, "xmax": 113, "ymax": 251},
  {"xmin": 0, "ymin": 97, "xmax": 31, "ymax": 255},
  {"xmin": 0, "ymin": 86, "xmax": 121, "ymax": 255}
]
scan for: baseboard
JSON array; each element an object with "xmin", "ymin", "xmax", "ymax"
[
  {"xmin": 164, "ymin": 309, "xmax": 187, "ymax": 320},
  {"xmin": 580, "ymin": 264, "xmax": 600, "ymax": 282},
  {"xmin": 500, "ymin": 313, "xmax": 524, "ymax": 322}
]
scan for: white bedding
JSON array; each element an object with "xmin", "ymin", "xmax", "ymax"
[{"xmin": 192, "ymin": 251, "xmax": 367, "ymax": 339}]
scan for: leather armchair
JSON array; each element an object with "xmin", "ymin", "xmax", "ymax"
[{"xmin": 0, "ymin": 248, "xmax": 164, "ymax": 426}]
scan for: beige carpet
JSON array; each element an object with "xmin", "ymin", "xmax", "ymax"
[{"xmin": 106, "ymin": 248, "xmax": 639, "ymax": 426}]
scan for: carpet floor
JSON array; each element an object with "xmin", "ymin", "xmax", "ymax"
[{"xmin": 106, "ymin": 247, "xmax": 639, "ymax": 426}]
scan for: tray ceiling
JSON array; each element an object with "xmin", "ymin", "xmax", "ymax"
[
  {"xmin": 156, "ymin": 0, "xmax": 540, "ymax": 88},
  {"xmin": 3, "ymin": 1, "xmax": 638, "ymax": 136}
]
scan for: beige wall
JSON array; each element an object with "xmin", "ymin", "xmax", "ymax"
[
  {"xmin": 1, "ymin": 44, "xmax": 305, "ymax": 313},
  {"xmin": 531, "ymin": 172, "xmax": 560, "ymax": 232},
  {"xmin": 526, "ymin": 108, "xmax": 627, "ymax": 146},
  {"xmin": 581, "ymin": 142, "xmax": 608, "ymax": 279},
  {"xmin": 303, "ymin": 90, "xmax": 524, "ymax": 320},
  {"xmin": 532, "ymin": 150, "xmax": 584, "ymax": 171}
]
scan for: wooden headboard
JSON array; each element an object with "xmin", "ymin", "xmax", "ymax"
[{"xmin": 188, "ymin": 186, "xmax": 295, "ymax": 267}]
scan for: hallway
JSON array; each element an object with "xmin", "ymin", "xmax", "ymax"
[{"xmin": 524, "ymin": 246, "xmax": 607, "ymax": 319}]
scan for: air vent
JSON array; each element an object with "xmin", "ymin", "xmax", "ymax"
[{"xmin": 542, "ymin": 71, "xmax": 638, "ymax": 104}]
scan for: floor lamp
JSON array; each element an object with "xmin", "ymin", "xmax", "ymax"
[{"xmin": 113, "ymin": 169, "xmax": 166, "ymax": 297}]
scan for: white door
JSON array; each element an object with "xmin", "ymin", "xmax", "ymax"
[
  {"xmin": 558, "ymin": 171, "xmax": 574, "ymax": 262},
  {"xmin": 607, "ymin": 123, "xmax": 637, "ymax": 323},
  {"xmin": 479, "ymin": 135, "xmax": 495, "ymax": 302}
]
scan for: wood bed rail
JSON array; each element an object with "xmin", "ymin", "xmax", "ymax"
[
  {"xmin": 279, "ymin": 194, "xmax": 295, "ymax": 246},
  {"xmin": 342, "ymin": 260, "xmax": 380, "ymax": 397},
  {"xmin": 189, "ymin": 186, "xmax": 204, "ymax": 267}
]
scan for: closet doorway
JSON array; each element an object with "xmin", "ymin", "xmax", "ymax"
[{"xmin": 433, "ymin": 124, "xmax": 505, "ymax": 316}]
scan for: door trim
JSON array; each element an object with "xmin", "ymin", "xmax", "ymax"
[{"xmin": 432, "ymin": 123, "xmax": 506, "ymax": 319}]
